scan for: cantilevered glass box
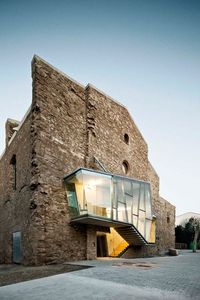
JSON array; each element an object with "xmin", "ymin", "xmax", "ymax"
[{"xmin": 64, "ymin": 168, "xmax": 156, "ymax": 244}]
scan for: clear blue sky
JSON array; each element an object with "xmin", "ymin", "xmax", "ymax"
[{"xmin": 0, "ymin": 0, "xmax": 200, "ymax": 215}]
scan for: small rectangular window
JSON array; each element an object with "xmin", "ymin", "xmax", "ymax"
[{"xmin": 10, "ymin": 155, "xmax": 17, "ymax": 190}]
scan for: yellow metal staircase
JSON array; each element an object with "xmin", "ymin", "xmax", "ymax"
[{"xmin": 110, "ymin": 241, "xmax": 129, "ymax": 257}]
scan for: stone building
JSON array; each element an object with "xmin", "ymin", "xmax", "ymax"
[{"xmin": 0, "ymin": 56, "xmax": 175, "ymax": 265}]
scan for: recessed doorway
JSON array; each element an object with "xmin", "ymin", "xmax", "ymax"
[{"xmin": 97, "ymin": 233, "xmax": 108, "ymax": 257}]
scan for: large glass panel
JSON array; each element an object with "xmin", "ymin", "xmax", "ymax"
[
  {"xmin": 145, "ymin": 219, "xmax": 152, "ymax": 241},
  {"xmin": 65, "ymin": 182, "xmax": 79, "ymax": 218},
  {"xmin": 138, "ymin": 210, "xmax": 145, "ymax": 236},
  {"xmin": 145, "ymin": 183, "xmax": 152, "ymax": 219},
  {"xmin": 65, "ymin": 171, "xmax": 84, "ymax": 216},
  {"xmin": 112, "ymin": 180, "xmax": 117, "ymax": 208},
  {"xmin": 118, "ymin": 202, "xmax": 127, "ymax": 222},
  {"xmin": 83, "ymin": 171, "xmax": 112, "ymax": 218},
  {"xmin": 115, "ymin": 178, "xmax": 124, "ymax": 203},
  {"xmin": 124, "ymin": 179, "xmax": 133, "ymax": 196},
  {"xmin": 64, "ymin": 168, "xmax": 155, "ymax": 243},
  {"xmin": 83, "ymin": 171, "xmax": 96, "ymax": 215},
  {"xmin": 132, "ymin": 182, "xmax": 140, "ymax": 215},
  {"xmin": 139, "ymin": 183, "xmax": 145, "ymax": 211},
  {"xmin": 133, "ymin": 214, "xmax": 138, "ymax": 227},
  {"xmin": 74, "ymin": 171, "xmax": 84, "ymax": 211},
  {"xmin": 125, "ymin": 194, "xmax": 132, "ymax": 223},
  {"xmin": 124, "ymin": 179, "xmax": 133, "ymax": 223},
  {"xmin": 113, "ymin": 208, "xmax": 117, "ymax": 220},
  {"xmin": 96, "ymin": 177, "xmax": 111, "ymax": 218}
]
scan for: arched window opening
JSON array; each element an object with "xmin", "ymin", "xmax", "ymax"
[
  {"xmin": 122, "ymin": 160, "xmax": 129, "ymax": 175},
  {"xmin": 124, "ymin": 133, "xmax": 129, "ymax": 145}
]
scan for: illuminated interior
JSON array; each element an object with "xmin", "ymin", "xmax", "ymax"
[{"xmin": 64, "ymin": 168, "xmax": 156, "ymax": 243}]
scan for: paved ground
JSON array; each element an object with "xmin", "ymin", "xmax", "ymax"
[
  {"xmin": 0, "ymin": 263, "xmax": 90, "ymax": 287},
  {"xmin": 0, "ymin": 250, "xmax": 199, "ymax": 299}
]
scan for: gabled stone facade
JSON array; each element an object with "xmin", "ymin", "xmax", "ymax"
[{"xmin": 0, "ymin": 56, "xmax": 175, "ymax": 265}]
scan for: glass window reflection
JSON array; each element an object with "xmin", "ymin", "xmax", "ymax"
[
  {"xmin": 145, "ymin": 184, "xmax": 152, "ymax": 219},
  {"xmin": 132, "ymin": 182, "xmax": 140, "ymax": 215},
  {"xmin": 139, "ymin": 183, "xmax": 145, "ymax": 211},
  {"xmin": 138, "ymin": 210, "xmax": 145, "ymax": 236},
  {"xmin": 83, "ymin": 171, "xmax": 112, "ymax": 218},
  {"xmin": 64, "ymin": 169, "xmax": 155, "ymax": 243}
]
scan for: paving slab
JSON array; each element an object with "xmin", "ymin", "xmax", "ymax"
[{"xmin": 0, "ymin": 250, "xmax": 199, "ymax": 300}]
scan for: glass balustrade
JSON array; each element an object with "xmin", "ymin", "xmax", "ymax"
[{"xmin": 64, "ymin": 168, "xmax": 156, "ymax": 243}]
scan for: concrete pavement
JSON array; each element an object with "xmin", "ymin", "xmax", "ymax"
[{"xmin": 0, "ymin": 250, "xmax": 199, "ymax": 299}]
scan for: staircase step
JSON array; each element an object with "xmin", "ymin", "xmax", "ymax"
[{"xmin": 115, "ymin": 225, "xmax": 148, "ymax": 246}]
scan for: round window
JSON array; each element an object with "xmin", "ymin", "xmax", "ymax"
[{"xmin": 122, "ymin": 160, "xmax": 129, "ymax": 175}]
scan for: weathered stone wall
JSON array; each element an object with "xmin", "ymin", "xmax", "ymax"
[
  {"xmin": 30, "ymin": 56, "xmax": 87, "ymax": 264},
  {"xmin": 0, "ymin": 113, "xmax": 33, "ymax": 264},
  {"xmin": 84, "ymin": 84, "xmax": 152, "ymax": 258},
  {"xmin": 85, "ymin": 84, "xmax": 148, "ymax": 181},
  {"xmin": 158, "ymin": 197, "xmax": 176, "ymax": 251},
  {"xmin": 85, "ymin": 84, "xmax": 175, "ymax": 257},
  {"xmin": 0, "ymin": 56, "xmax": 175, "ymax": 264},
  {"xmin": 147, "ymin": 163, "xmax": 175, "ymax": 253},
  {"xmin": 5, "ymin": 119, "xmax": 20, "ymax": 147}
]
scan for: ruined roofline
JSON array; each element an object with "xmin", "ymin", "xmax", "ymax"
[
  {"xmin": 33, "ymin": 55, "xmax": 128, "ymax": 111},
  {"xmin": 86, "ymin": 83, "xmax": 127, "ymax": 110},
  {"xmin": 0, "ymin": 106, "xmax": 31, "ymax": 161},
  {"xmin": 1, "ymin": 56, "xmax": 148, "ymax": 159},
  {"xmin": 148, "ymin": 160, "xmax": 159, "ymax": 179},
  {"xmin": 32, "ymin": 55, "xmax": 85, "ymax": 89},
  {"xmin": 35, "ymin": 56, "xmax": 148, "ymax": 145},
  {"xmin": 86, "ymin": 83, "xmax": 148, "ymax": 148},
  {"xmin": 6, "ymin": 118, "xmax": 20, "ymax": 126},
  {"xmin": 8, "ymin": 106, "xmax": 31, "ymax": 146},
  {"xmin": 159, "ymin": 196, "xmax": 175, "ymax": 208},
  {"xmin": 33, "ymin": 55, "xmax": 148, "ymax": 147},
  {"xmin": 32, "ymin": 54, "xmax": 147, "ymax": 144}
]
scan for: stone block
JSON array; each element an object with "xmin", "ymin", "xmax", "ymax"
[{"xmin": 169, "ymin": 248, "xmax": 179, "ymax": 256}]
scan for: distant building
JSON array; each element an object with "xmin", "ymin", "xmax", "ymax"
[
  {"xmin": 0, "ymin": 56, "xmax": 175, "ymax": 265},
  {"xmin": 176, "ymin": 212, "xmax": 200, "ymax": 226}
]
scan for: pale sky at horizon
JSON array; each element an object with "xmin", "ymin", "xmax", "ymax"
[{"xmin": 0, "ymin": 0, "xmax": 200, "ymax": 216}]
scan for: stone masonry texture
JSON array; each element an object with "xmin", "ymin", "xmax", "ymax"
[{"xmin": 0, "ymin": 56, "xmax": 175, "ymax": 265}]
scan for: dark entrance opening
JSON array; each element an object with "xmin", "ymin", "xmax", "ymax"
[{"xmin": 97, "ymin": 233, "xmax": 108, "ymax": 257}]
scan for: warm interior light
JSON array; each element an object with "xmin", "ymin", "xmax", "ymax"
[
  {"xmin": 64, "ymin": 169, "xmax": 155, "ymax": 243},
  {"xmin": 85, "ymin": 184, "xmax": 96, "ymax": 190}
]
